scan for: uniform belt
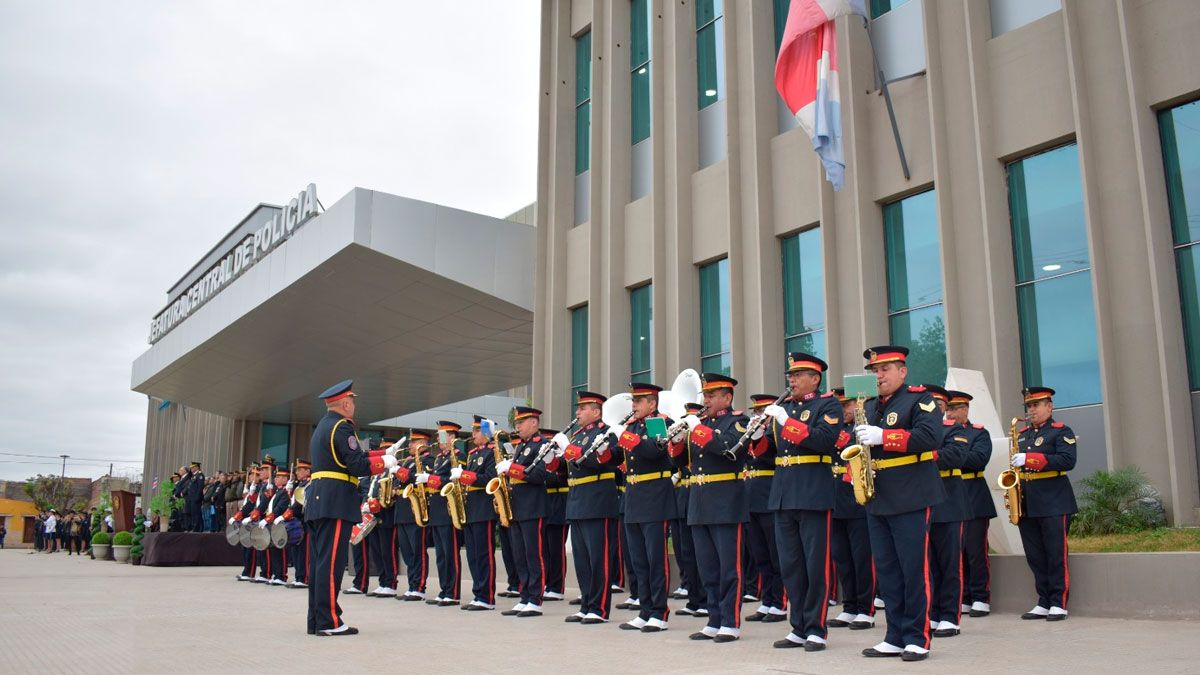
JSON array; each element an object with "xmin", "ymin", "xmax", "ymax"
[
  {"xmin": 743, "ymin": 469, "xmax": 776, "ymax": 478},
  {"xmin": 873, "ymin": 451, "xmax": 938, "ymax": 471},
  {"xmin": 675, "ymin": 477, "xmax": 691, "ymax": 487},
  {"xmin": 939, "ymin": 469, "xmax": 963, "ymax": 479},
  {"xmin": 626, "ymin": 470, "xmax": 673, "ymax": 485},
  {"xmin": 311, "ymin": 471, "xmax": 356, "ymax": 485},
  {"xmin": 960, "ymin": 471, "xmax": 984, "ymax": 480},
  {"xmin": 568, "ymin": 472, "xmax": 616, "ymax": 487},
  {"xmin": 546, "ymin": 487, "xmax": 570, "ymax": 494},
  {"xmin": 425, "ymin": 486, "xmax": 440, "ymax": 494},
  {"xmin": 1023, "ymin": 470, "xmax": 1063, "ymax": 480},
  {"xmin": 510, "ymin": 478, "xmax": 527, "ymax": 485},
  {"xmin": 832, "ymin": 466, "xmax": 848, "ymax": 475},
  {"xmin": 691, "ymin": 472, "xmax": 739, "ymax": 486},
  {"xmin": 775, "ymin": 455, "xmax": 831, "ymax": 467}
]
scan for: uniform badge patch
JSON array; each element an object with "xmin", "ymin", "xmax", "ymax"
[
  {"xmin": 886, "ymin": 412, "xmax": 899, "ymax": 426},
  {"xmin": 824, "ymin": 414, "xmax": 840, "ymax": 424},
  {"xmin": 799, "ymin": 410, "xmax": 811, "ymax": 422},
  {"xmin": 1064, "ymin": 436, "xmax": 1076, "ymax": 445},
  {"xmin": 735, "ymin": 422, "xmax": 748, "ymax": 433},
  {"xmin": 348, "ymin": 436, "xmax": 358, "ymax": 450},
  {"xmin": 1034, "ymin": 437, "xmax": 1044, "ymax": 447},
  {"xmin": 954, "ymin": 436, "xmax": 969, "ymax": 443},
  {"xmin": 918, "ymin": 400, "xmax": 937, "ymax": 413}
]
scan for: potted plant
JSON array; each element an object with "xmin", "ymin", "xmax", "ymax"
[
  {"xmin": 130, "ymin": 517, "xmax": 146, "ymax": 565},
  {"xmin": 91, "ymin": 531, "xmax": 112, "ymax": 560},
  {"xmin": 149, "ymin": 479, "xmax": 183, "ymax": 531},
  {"xmin": 112, "ymin": 530, "xmax": 134, "ymax": 563}
]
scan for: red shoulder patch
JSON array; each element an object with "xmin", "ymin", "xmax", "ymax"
[
  {"xmin": 973, "ymin": 423, "xmax": 985, "ymax": 430},
  {"xmin": 1020, "ymin": 426, "xmax": 1031, "ymax": 433},
  {"xmin": 1051, "ymin": 422, "xmax": 1064, "ymax": 428},
  {"xmin": 908, "ymin": 385, "xmax": 926, "ymax": 393}
]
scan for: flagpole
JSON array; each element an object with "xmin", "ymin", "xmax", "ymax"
[{"xmin": 862, "ymin": 17, "xmax": 910, "ymax": 181}]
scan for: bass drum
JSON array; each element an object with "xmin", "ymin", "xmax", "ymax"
[
  {"xmin": 250, "ymin": 524, "xmax": 271, "ymax": 551},
  {"xmin": 270, "ymin": 521, "xmax": 289, "ymax": 549},
  {"xmin": 284, "ymin": 518, "xmax": 304, "ymax": 546},
  {"xmin": 224, "ymin": 521, "xmax": 241, "ymax": 546}
]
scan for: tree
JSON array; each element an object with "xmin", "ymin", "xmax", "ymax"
[{"xmin": 23, "ymin": 474, "xmax": 87, "ymax": 513}]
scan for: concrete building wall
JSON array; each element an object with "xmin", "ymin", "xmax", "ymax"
[{"xmin": 533, "ymin": 0, "xmax": 1200, "ymax": 524}]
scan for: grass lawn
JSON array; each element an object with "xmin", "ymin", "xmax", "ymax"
[{"xmin": 1068, "ymin": 527, "xmax": 1200, "ymax": 553}]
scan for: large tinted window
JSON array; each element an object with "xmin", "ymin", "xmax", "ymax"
[
  {"xmin": 631, "ymin": 284, "xmax": 653, "ymax": 381},
  {"xmin": 261, "ymin": 423, "xmax": 289, "ymax": 465},
  {"xmin": 696, "ymin": 0, "xmax": 725, "ymax": 110},
  {"xmin": 576, "ymin": 32, "xmax": 592, "ymax": 175},
  {"xmin": 571, "ymin": 305, "xmax": 589, "ymax": 405},
  {"xmin": 1161, "ymin": 100, "xmax": 1200, "ymax": 390},
  {"xmin": 884, "ymin": 190, "xmax": 947, "ymax": 385},
  {"xmin": 782, "ymin": 227, "xmax": 826, "ymax": 360},
  {"xmin": 699, "ymin": 258, "xmax": 731, "ymax": 375}
]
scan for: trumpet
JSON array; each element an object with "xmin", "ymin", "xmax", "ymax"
[{"xmin": 484, "ymin": 427, "xmax": 515, "ymax": 527}]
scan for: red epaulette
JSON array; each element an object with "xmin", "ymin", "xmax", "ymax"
[
  {"xmin": 973, "ymin": 423, "xmax": 986, "ymax": 430},
  {"xmin": 1020, "ymin": 426, "xmax": 1032, "ymax": 433},
  {"xmin": 1051, "ymin": 422, "xmax": 1065, "ymax": 428},
  {"xmin": 907, "ymin": 385, "xmax": 926, "ymax": 393},
  {"xmin": 943, "ymin": 419, "xmax": 955, "ymax": 426}
]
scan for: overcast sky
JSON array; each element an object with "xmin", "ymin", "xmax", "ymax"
[{"xmin": 0, "ymin": 1, "xmax": 541, "ymax": 482}]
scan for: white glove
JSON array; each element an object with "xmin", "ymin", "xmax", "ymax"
[
  {"xmin": 609, "ymin": 424, "xmax": 626, "ymax": 438},
  {"xmin": 495, "ymin": 459, "xmax": 513, "ymax": 475},
  {"xmin": 683, "ymin": 415, "xmax": 702, "ymax": 430},
  {"xmin": 552, "ymin": 432, "xmax": 570, "ymax": 450},
  {"xmin": 854, "ymin": 424, "xmax": 884, "ymax": 446},
  {"xmin": 388, "ymin": 465, "xmax": 401, "ymax": 475},
  {"xmin": 750, "ymin": 426, "xmax": 766, "ymax": 441},
  {"xmin": 1011, "ymin": 453, "xmax": 1027, "ymax": 468},
  {"xmin": 450, "ymin": 467, "xmax": 463, "ymax": 480},
  {"xmin": 762, "ymin": 404, "xmax": 789, "ymax": 425},
  {"xmin": 258, "ymin": 520, "xmax": 268, "ymax": 529},
  {"xmin": 552, "ymin": 443, "xmax": 566, "ymax": 458},
  {"xmin": 671, "ymin": 473, "xmax": 680, "ymax": 486},
  {"xmin": 286, "ymin": 480, "xmax": 294, "ymax": 491},
  {"xmin": 228, "ymin": 517, "xmax": 236, "ymax": 525},
  {"xmin": 382, "ymin": 455, "xmax": 398, "ymax": 470},
  {"xmin": 416, "ymin": 472, "xmax": 430, "ymax": 484},
  {"xmin": 241, "ymin": 517, "xmax": 251, "ymax": 526}
]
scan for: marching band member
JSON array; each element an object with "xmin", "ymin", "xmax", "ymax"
[
  {"xmin": 613, "ymin": 383, "xmax": 676, "ymax": 633},
  {"xmin": 760, "ymin": 353, "xmax": 842, "ymax": 650},
  {"xmin": 925, "ymin": 385, "xmax": 969, "ymax": 637},
  {"xmin": 263, "ymin": 467, "xmax": 292, "ymax": 585},
  {"xmin": 304, "ymin": 379, "xmax": 395, "ymax": 636},
  {"xmin": 423, "ymin": 421, "xmax": 466, "ymax": 606},
  {"xmin": 948, "ymin": 391, "xmax": 996, "ymax": 617},
  {"xmin": 560, "ymin": 391, "xmax": 619, "ymax": 625},
  {"xmin": 669, "ymin": 374, "xmax": 750, "ymax": 643},
  {"xmin": 743, "ymin": 393, "xmax": 787, "ymax": 626},
  {"xmin": 457, "ymin": 416, "xmax": 500, "ymax": 611},
  {"xmin": 254, "ymin": 460, "xmax": 276, "ymax": 583},
  {"xmin": 394, "ymin": 430, "xmax": 433, "ymax": 601},
  {"xmin": 287, "ymin": 459, "xmax": 312, "ymax": 588},
  {"xmin": 828, "ymin": 388, "xmax": 876, "ymax": 630},
  {"xmin": 671, "ymin": 401, "xmax": 708, "ymax": 619},
  {"xmin": 232, "ymin": 462, "xmax": 262, "ymax": 581},
  {"xmin": 1014, "ymin": 387, "xmax": 1077, "ymax": 622},
  {"xmin": 542, "ymin": 426, "xmax": 571, "ymax": 602},
  {"xmin": 366, "ymin": 439, "xmax": 401, "ymax": 598},
  {"xmin": 496, "ymin": 406, "xmax": 562, "ymax": 617},
  {"xmin": 853, "ymin": 347, "xmax": 945, "ymax": 661}
]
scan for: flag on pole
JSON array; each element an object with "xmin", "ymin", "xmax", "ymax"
[
  {"xmin": 774, "ymin": 0, "xmax": 866, "ymax": 191},
  {"xmin": 152, "ymin": 475, "xmax": 159, "ymax": 491}
]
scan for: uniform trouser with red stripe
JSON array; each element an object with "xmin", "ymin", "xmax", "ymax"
[
  {"xmin": 608, "ymin": 517, "xmax": 625, "ymax": 589},
  {"xmin": 1017, "ymin": 514, "xmax": 1071, "ymax": 610},
  {"xmin": 830, "ymin": 516, "xmax": 875, "ymax": 616},
  {"xmin": 464, "ymin": 520, "xmax": 497, "ymax": 605},
  {"xmin": 625, "ymin": 520, "xmax": 670, "ymax": 622},
  {"xmin": 775, "ymin": 509, "xmax": 831, "ymax": 639},
  {"xmin": 268, "ymin": 543, "xmax": 288, "ymax": 582},
  {"xmin": 542, "ymin": 523, "xmax": 568, "ymax": 594},
  {"xmin": 241, "ymin": 545, "xmax": 257, "ymax": 577},
  {"xmin": 570, "ymin": 518, "xmax": 612, "ymax": 618},
  {"xmin": 691, "ymin": 522, "xmax": 744, "ymax": 631},
  {"xmin": 961, "ymin": 518, "xmax": 990, "ymax": 604},
  {"xmin": 431, "ymin": 524, "xmax": 462, "ymax": 600},
  {"xmin": 867, "ymin": 508, "xmax": 933, "ymax": 650},
  {"xmin": 397, "ymin": 523, "xmax": 428, "ymax": 594},
  {"xmin": 509, "ymin": 517, "xmax": 544, "ymax": 606},
  {"xmin": 497, "ymin": 525, "xmax": 520, "ymax": 593},
  {"xmin": 350, "ymin": 535, "xmax": 370, "ymax": 592},
  {"xmin": 289, "ymin": 533, "xmax": 309, "ymax": 584},
  {"xmin": 258, "ymin": 538, "xmax": 272, "ymax": 579},
  {"xmin": 618, "ymin": 518, "xmax": 636, "ymax": 591},
  {"xmin": 306, "ymin": 518, "xmax": 352, "ymax": 633},
  {"xmin": 746, "ymin": 510, "xmax": 786, "ymax": 611},
  {"xmin": 929, "ymin": 521, "xmax": 964, "ymax": 624},
  {"xmin": 368, "ymin": 525, "xmax": 398, "ymax": 590},
  {"xmin": 670, "ymin": 517, "xmax": 707, "ymax": 610}
]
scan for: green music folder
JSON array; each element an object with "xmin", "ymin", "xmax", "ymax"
[
  {"xmin": 644, "ymin": 416, "xmax": 668, "ymax": 439},
  {"xmin": 843, "ymin": 373, "xmax": 879, "ymax": 399}
]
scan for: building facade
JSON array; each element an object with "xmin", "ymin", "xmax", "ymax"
[{"xmin": 532, "ymin": 0, "xmax": 1200, "ymax": 524}]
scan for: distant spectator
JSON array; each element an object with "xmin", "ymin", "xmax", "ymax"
[
  {"xmin": 0, "ymin": 522, "xmax": 7, "ymax": 549},
  {"xmin": 80, "ymin": 511, "xmax": 92, "ymax": 554},
  {"xmin": 44, "ymin": 510, "xmax": 58, "ymax": 553}
]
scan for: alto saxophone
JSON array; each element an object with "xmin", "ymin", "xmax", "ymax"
[
  {"xmin": 839, "ymin": 394, "xmax": 876, "ymax": 505},
  {"xmin": 485, "ymin": 431, "xmax": 514, "ymax": 527},
  {"xmin": 401, "ymin": 445, "xmax": 430, "ymax": 527},
  {"xmin": 996, "ymin": 417, "xmax": 1023, "ymax": 525},
  {"xmin": 440, "ymin": 444, "xmax": 468, "ymax": 530}
]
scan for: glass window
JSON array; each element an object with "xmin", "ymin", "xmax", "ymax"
[
  {"xmin": 261, "ymin": 423, "xmax": 289, "ymax": 465},
  {"xmin": 871, "ymin": 0, "xmax": 910, "ymax": 19},
  {"xmin": 884, "ymin": 190, "xmax": 947, "ymax": 385},
  {"xmin": 571, "ymin": 305, "xmax": 589, "ymax": 403},
  {"xmin": 631, "ymin": 0, "xmax": 651, "ymax": 145},
  {"xmin": 1008, "ymin": 143, "xmax": 1101, "ymax": 406},
  {"xmin": 696, "ymin": 0, "xmax": 725, "ymax": 110},
  {"xmin": 360, "ymin": 429, "xmax": 383, "ymax": 448},
  {"xmin": 630, "ymin": 284, "xmax": 653, "ymax": 381},
  {"xmin": 781, "ymin": 227, "xmax": 826, "ymax": 360},
  {"xmin": 1160, "ymin": 100, "xmax": 1200, "ymax": 389},
  {"xmin": 576, "ymin": 32, "xmax": 592, "ymax": 175},
  {"xmin": 699, "ymin": 258, "xmax": 732, "ymax": 375},
  {"xmin": 773, "ymin": 0, "xmax": 790, "ymax": 52}
]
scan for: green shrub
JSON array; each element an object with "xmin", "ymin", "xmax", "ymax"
[
  {"xmin": 130, "ymin": 544, "xmax": 144, "ymax": 557},
  {"xmin": 1070, "ymin": 465, "xmax": 1167, "ymax": 536},
  {"xmin": 91, "ymin": 531, "xmax": 111, "ymax": 545},
  {"xmin": 112, "ymin": 531, "xmax": 134, "ymax": 546}
]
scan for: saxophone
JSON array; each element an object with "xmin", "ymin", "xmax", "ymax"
[
  {"xmin": 996, "ymin": 417, "xmax": 1023, "ymax": 525},
  {"xmin": 401, "ymin": 444, "xmax": 429, "ymax": 527},
  {"xmin": 485, "ymin": 431, "xmax": 514, "ymax": 527},
  {"xmin": 440, "ymin": 442, "xmax": 468, "ymax": 530},
  {"xmin": 839, "ymin": 394, "xmax": 876, "ymax": 505}
]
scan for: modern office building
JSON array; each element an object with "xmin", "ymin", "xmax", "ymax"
[
  {"xmin": 531, "ymin": 0, "xmax": 1200, "ymax": 524},
  {"xmin": 132, "ymin": 185, "xmax": 536, "ymax": 502}
]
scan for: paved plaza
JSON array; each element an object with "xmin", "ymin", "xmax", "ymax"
[{"xmin": 1, "ymin": 548, "xmax": 1196, "ymax": 674}]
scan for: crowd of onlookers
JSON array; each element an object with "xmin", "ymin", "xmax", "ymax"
[{"xmin": 31, "ymin": 508, "xmax": 107, "ymax": 554}]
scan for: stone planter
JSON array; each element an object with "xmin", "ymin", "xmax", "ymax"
[
  {"xmin": 92, "ymin": 543, "xmax": 110, "ymax": 559},
  {"xmin": 112, "ymin": 544, "xmax": 131, "ymax": 563}
]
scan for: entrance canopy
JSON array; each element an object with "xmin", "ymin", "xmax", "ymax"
[{"xmin": 131, "ymin": 188, "xmax": 534, "ymax": 425}]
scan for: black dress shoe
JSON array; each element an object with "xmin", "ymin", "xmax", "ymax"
[
  {"xmin": 425, "ymin": 598, "xmax": 441, "ymax": 605},
  {"xmin": 828, "ymin": 618, "xmax": 850, "ymax": 628},
  {"xmin": 674, "ymin": 607, "xmax": 695, "ymax": 616},
  {"xmin": 1046, "ymin": 613, "xmax": 1067, "ymax": 622},
  {"xmin": 689, "ymin": 631, "xmax": 714, "ymax": 641},
  {"xmin": 499, "ymin": 589, "xmax": 520, "ymax": 598},
  {"xmin": 401, "ymin": 595, "xmax": 424, "ymax": 602},
  {"xmin": 901, "ymin": 651, "xmax": 928, "ymax": 662},
  {"xmin": 463, "ymin": 604, "xmax": 491, "ymax": 611},
  {"xmin": 762, "ymin": 613, "xmax": 786, "ymax": 623},
  {"xmin": 745, "ymin": 612, "xmax": 766, "ymax": 622},
  {"xmin": 581, "ymin": 617, "xmax": 607, "ymax": 625},
  {"xmin": 804, "ymin": 641, "xmax": 826, "ymax": 652},
  {"xmin": 1021, "ymin": 611, "xmax": 1047, "ymax": 620},
  {"xmin": 862, "ymin": 647, "xmax": 902, "ymax": 658},
  {"xmin": 773, "ymin": 639, "xmax": 805, "ymax": 649},
  {"xmin": 969, "ymin": 608, "xmax": 990, "ymax": 617},
  {"xmin": 317, "ymin": 626, "xmax": 359, "ymax": 636},
  {"xmin": 619, "ymin": 622, "xmax": 643, "ymax": 631},
  {"xmin": 564, "ymin": 614, "xmax": 583, "ymax": 623},
  {"xmin": 569, "ymin": 597, "xmax": 583, "ymax": 605},
  {"xmin": 933, "ymin": 627, "xmax": 960, "ymax": 637},
  {"xmin": 713, "ymin": 634, "xmax": 738, "ymax": 644}
]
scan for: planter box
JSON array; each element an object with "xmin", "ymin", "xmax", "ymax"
[
  {"xmin": 112, "ymin": 544, "xmax": 131, "ymax": 563},
  {"xmin": 92, "ymin": 544, "xmax": 110, "ymax": 559}
]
